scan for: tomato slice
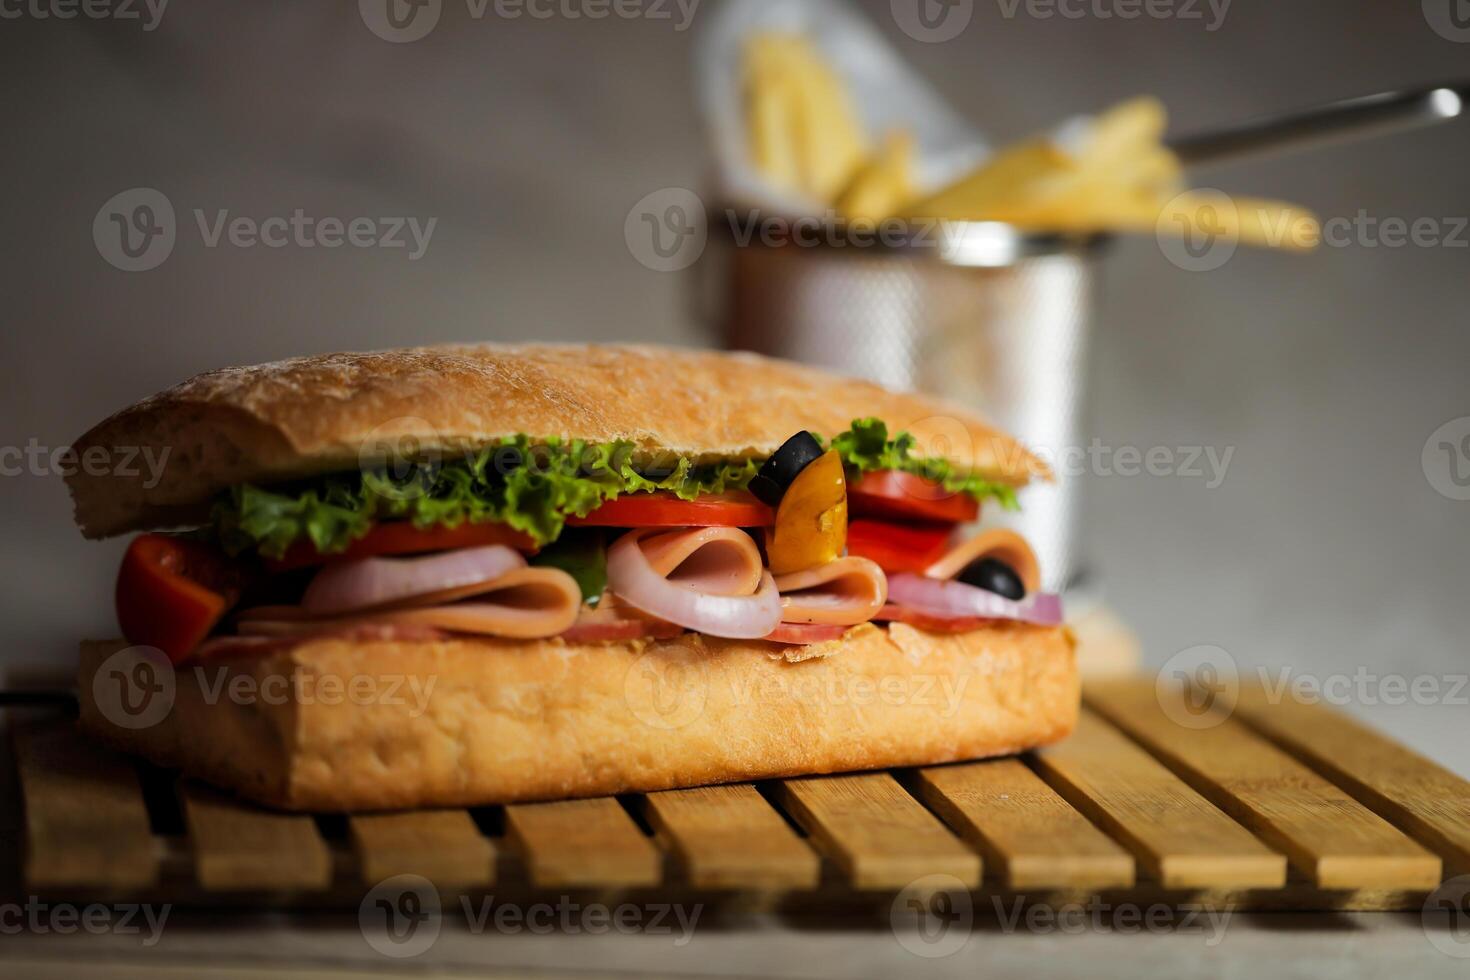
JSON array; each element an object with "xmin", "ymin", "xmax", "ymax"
[
  {"xmin": 265, "ymin": 521, "xmax": 538, "ymax": 572},
  {"xmin": 847, "ymin": 470, "xmax": 980, "ymax": 524},
  {"xmin": 764, "ymin": 622, "xmax": 848, "ymax": 645},
  {"xmin": 116, "ymin": 534, "xmax": 245, "ymax": 663},
  {"xmin": 846, "ymin": 519, "xmax": 954, "ymax": 575},
  {"xmin": 568, "ymin": 491, "xmax": 774, "ymax": 528}
]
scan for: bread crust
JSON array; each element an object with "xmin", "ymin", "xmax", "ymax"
[
  {"xmin": 65, "ymin": 344, "xmax": 1047, "ymax": 537},
  {"xmin": 78, "ymin": 622, "xmax": 1078, "ymax": 812}
]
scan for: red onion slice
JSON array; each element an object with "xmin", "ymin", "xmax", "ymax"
[
  {"xmin": 884, "ymin": 573, "xmax": 1064, "ymax": 627},
  {"xmin": 606, "ymin": 528, "xmax": 784, "ymax": 639},
  {"xmin": 302, "ymin": 544, "xmax": 526, "ymax": 615}
]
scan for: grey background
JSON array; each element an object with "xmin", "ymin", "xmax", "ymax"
[{"xmin": 1, "ymin": 0, "xmax": 1467, "ymax": 777}]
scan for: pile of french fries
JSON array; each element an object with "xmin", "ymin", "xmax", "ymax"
[{"xmin": 743, "ymin": 33, "xmax": 1318, "ymax": 250}]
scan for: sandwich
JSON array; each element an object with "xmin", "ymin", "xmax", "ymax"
[{"xmin": 66, "ymin": 344, "xmax": 1078, "ymax": 811}]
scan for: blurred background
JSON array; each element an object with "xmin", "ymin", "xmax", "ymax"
[{"xmin": 1, "ymin": 1, "xmax": 1466, "ymax": 769}]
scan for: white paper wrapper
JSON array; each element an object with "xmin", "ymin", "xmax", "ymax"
[{"xmin": 693, "ymin": 0, "xmax": 991, "ymax": 216}]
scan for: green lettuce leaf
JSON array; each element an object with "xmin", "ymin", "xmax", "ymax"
[
  {"xmin": 214, "ymin": 436, "xmax": 761, "ymax": 559},
  {"xmin": 827, "ymin": 418, "xmax": 1020, "ymax": 512},
  {"xmin": 213, "ymin": 422, "xmax": 1017, "ymax": 559}
]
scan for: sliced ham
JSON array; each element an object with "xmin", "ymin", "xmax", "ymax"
[
  {"xmin": 606, "ymin": 528, "xmax": 783, "ymax": 639},
  {"xmin": 561, "ymin": 619, "xmax": 687, "ymax": 643},
  {"xmin": 235, "ymin": 566, "xmax": 582, "ymax": 640},
  {"xmin": 198, "ymin": 623, "xmax": 448, "ymax": 657},
  {"xmin": 552, "ymin": 590, "xmax": 685, "ymax": 643},
  {"xmin": 924, "ymin": 528, "xmax": 1042, "ymax": 593},
  {"xmin": 559, "ymin": 600, "xmax": 685, "ymax": 643},
  {"xmin": 875, "ymin": 603, "xmax": 990, "ymax": 633},
  {"xmin": 773, "ymin": 556, "xmax": 888, "ymax": 626},
  {"xmin": 635, "ymin": 526, "xmax": 765, "ymax": 595}
]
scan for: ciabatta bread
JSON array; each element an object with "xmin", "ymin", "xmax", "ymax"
[
  {"xmin": 78, "ymin": 622, "xmax": 1077, "ymax": 812},
  {"xmin": 65, "ymin": 344, "xmax": 1047, "ymax": 537}
]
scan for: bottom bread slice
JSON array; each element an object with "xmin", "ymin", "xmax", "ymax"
[{"xmin": 78, "ymin": 621, "xmax": 1078, "ymax": 812}]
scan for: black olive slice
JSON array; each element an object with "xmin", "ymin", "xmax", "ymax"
[
  {"xmin": 957, "ymin": 557, "xmax": 1026, "ymax": 600},
  {"xmin": 748, "ymin": 431, "xmax": 825, "ymax": 506}
]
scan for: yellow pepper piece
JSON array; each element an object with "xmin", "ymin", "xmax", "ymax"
[{"xmin": 765, "ymin": 451, "xmax": 847, "ymax": 575}]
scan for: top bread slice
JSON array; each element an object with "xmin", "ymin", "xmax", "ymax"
[{"xmin": 66, "ymin": 343, "xmax": 1048, "ymax": 538}]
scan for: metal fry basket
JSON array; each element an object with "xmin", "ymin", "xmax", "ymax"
[{"xmin": 704, "ymin": 220, "xmax": 1106, "ymax": 595}]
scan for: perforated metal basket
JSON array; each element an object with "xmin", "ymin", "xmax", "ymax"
[{"xmin": 702, "ymin": 221, "xmax": 1106, "ymax": 595}]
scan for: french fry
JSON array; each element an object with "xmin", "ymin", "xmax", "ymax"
[
  {"xmin": 745, "ymin": 52, "xmax": 803, "ymax": 195},
  {"xmin": 905, "ymin": 139, "xmax": 1075, "ymax": 221},
  {"xmin": 975, "ymin": 191, "xmax": 1320, "ymax": 252},
  {"xmin": 1155, "ymin": 192, "xmax": 1320, "ymax": 251},
  {"xmin": 911, "ymin": 96, "xmax": 1183, "ymax": 226},
  {"xmin": 743, "ymin": 33, "xmax": 868, "ymax": 204},
  {"xmin": 834, "ymin": 130, "xmax": 916, "ymax": 223},
  {"xmin": 1121, "ymin": 144, "xmax": 1186, "ymax": 196},
  {"xmin": 1069, "ymin": 98, "xmax": 1184, "ymax": 200},
  {"xmin": 788, "ymin": 44, "xmax": 868, "ymax": 202},
  {"xmin": 1075, "ymin": 96, "xmax": 1167, "ymax": 170},
  {"xmin": 740, "ymin": 50, "xmax": 1316, "ymax": 252}
]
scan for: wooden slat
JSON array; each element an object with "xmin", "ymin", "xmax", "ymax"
[
  {"xmin": 14, "ymin": 720, "xmax": 158, "ymax": 888},
  {"xmin": 1231, "ymin": 683, "xmax": 1470, "ymax": 876},
  {"xmin": 1087, "ymin": 680, "xmax": 1441, "ymax": 889},
  {"xmin": 643, "ymin": 784, "xmax": 820, "ymax": 890},
  {"xmin": 1031, "ymin": 710, "xmax": 1287, "ymax": 888},
  {"xmin": 349, "ymin": 810, "xmax": 496, "ymax": 886},
  {"xmin": 915, "ymin": 760, "xmax": 1135, "ymax": 890},
  {"xmin": 773, "ymin": 773, "xmax": 980, "ymax": 890},
  {"xmin": 505, "ymin": 797, "xmax": 661, "ymax": 888},
  {"xmin": 178, "ymin": 781, "xmax": 331, "ymax": 891}
]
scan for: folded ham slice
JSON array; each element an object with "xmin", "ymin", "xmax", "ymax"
[
  {"xmin": 924, "ymin": 528, "xmax": 1042, "ymax": 593},
  {"xmin": 235, "ymin": 566, "xmax": 582, "ymax": 640},
  {"xmin": 877, "ymin": 528, "xmax": 1061, "ymax": 630},
  {"xmin": 606, "ymin": 528, "xmax": 784, "ymax": 639},
  {"xmin": 197, "ymin": 623, "xmax": 447, "ymax": 657},
  {"xmin": 635, "ymin": 526, "xmax": 766, "ymax": 595},
  {"xmin": 773, "ymin": 556, "xmax": 888, "ymax": 626}
]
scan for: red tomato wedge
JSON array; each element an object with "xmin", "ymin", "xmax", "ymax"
[
  {"xmin": 847, "ymin": 470, "xmax": 980, "ymax": 524},
  {"xmin": 568, "ymin": 491, "xmax": 774, "ymax": 528},
  {"xmin": 265, "ymin": 521, "xmax": 538, "ymax": 572},
  {"xmin": 764, "ymin": 622, "xmax": 848, "ymax": 645},
  {"xmin": 116, "ymin": 534, "xmax": 246, "ymax": 663},
  {"xmin": 845, "ymin": 520, "xmax": 954, "ymax": 574}
]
